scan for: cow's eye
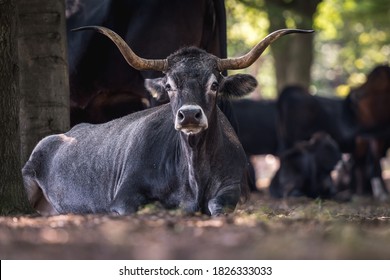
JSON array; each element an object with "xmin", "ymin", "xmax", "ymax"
[
  {"xmin": 210, "ymin": 82, "xmax": 219, "ymax": 92},
  {"xmin": 165, "ymin": 83, "xmax": 172, "ymax": 92}
]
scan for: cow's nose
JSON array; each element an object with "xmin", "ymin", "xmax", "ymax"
[
  {"xmin": 177, "ymin": 107, "xmax": 203, "ymax": 126},
  {"xmin": 175, "ymin": 105, "xmax": 208, "ymax": 134}
]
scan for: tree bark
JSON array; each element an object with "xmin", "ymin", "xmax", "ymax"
[
  {"xmin": 18, "ymin": 0, "xmax": 70, "ymax": 165},
  {"xmin": 264, "ymin": 0, "xmax": 320, "ymax": 93},
  {"xmin": 0, "ymin": 0, "xmax": 34, "ymax": 215}
]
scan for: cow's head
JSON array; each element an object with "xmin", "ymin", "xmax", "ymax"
[
  {"xmin": 73, "ymin": 26, "xmax": 313, "ymax": 136},
  {"xmin": 144, "ymin": 49, "xmax": 259, "ymax": 135}
]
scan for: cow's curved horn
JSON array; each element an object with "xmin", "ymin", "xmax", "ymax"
[
  {"xmin": 72, "ymin": 26, "xmax": 168, "ymax": 72},
  {"xmin": 217, "ymin": 29, "xmax": 314, "ymax": 71}
]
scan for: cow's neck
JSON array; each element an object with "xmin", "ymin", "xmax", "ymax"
[{"xmin": 178, "ymin": 114, "xmax": 220, "ymax": 212}]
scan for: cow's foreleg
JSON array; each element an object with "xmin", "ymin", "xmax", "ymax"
[{"xmin": 207, "ymin": 185, "xmax": 241, "ymax": 216}]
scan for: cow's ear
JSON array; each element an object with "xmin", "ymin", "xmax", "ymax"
[
  {"xmin": 145, "ymin": 78, "xmax": 169, "ymax": 103},
  {"xmin": 219, "ymin": 74, "xmax": 257, "ymax": 98}
]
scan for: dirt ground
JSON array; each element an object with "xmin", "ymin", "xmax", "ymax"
[{"xmin": 1, "ymin": 190, "xmax": 390, "ymax": 260}]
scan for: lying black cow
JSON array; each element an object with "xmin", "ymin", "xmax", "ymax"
[
  {"xmin": 270, "ymin": 132, "xmax": 341, "ymax": 199},
  {"xmin": 22, "ymin": 26, "xmax": 313, "ymax": 215}
]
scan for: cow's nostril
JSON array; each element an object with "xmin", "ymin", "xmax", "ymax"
[
  {"xmin": 195, "ymin": 111, "xmax": 202, "ymax": 120},
  {"xmin": 178, "ymin": 110, "xmax": 185, "ymax": 121}
]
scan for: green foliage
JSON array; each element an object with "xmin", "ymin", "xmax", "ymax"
[
  {"xmin": 227, "ymin": 0, "xmax": 390, "ymax": 97},
  {"xmin": 226, "ymin": 0, "xmax": 268, "ymax": 55},
  {"xmin": 226, "ymin": 0, "xmax": 276, "ymax": 98},
  {"xmin": 313, "ymin": 0, "xmax": 390, "ymax": 96}
]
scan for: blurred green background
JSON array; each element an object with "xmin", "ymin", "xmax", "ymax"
[{"xmin": 225, "ymin": 0, "xmax": 390, "ymax": 98}]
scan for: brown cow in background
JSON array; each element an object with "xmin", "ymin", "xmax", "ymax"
[{"xmin": 349, "ymin": 65, "xmax": 390, "ymax": 200}]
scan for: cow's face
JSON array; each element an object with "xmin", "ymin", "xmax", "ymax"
[
  {"xmin": 145, "ymin": 48, "xmax": 257, "ymax": 135},
  {"xmin": 166, "ymin": 69, "xmax": 218, "ymax": 135}
]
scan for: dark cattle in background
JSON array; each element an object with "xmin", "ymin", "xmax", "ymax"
[
  {"xmin": 348, "ymin": 65, "xmax": 390, "ymax": 199},
  {"xmin": 231, "ymin": 99, "xmax": 278, "ymax": 190},
  {"xmin": 277, "ymin": 85, "xmax": 358, "ymax": 198},
  {"xmin": 23, "ymin": 26, "xmax": 313, "ymax": 216},
  {"xmin": 66, "ymin": 0, "xmax": 227, "ymax": 125},
  {"xmin": 277, "ymin": 68, "xmax": 390, "ymax": 200},
  {"xmin": 232, "ymin": 99, "xmax": 278, "ymax": 156},
  {"xmin": 270, "ymin": 132, "xmax": 341, "ymax": 199},
  {"xmin": 277, "ymin": 85, "xmax": 358, "ymax": 195},
  {"xmin": 277, "ymin": 85, "xmax": 358, "ymax": 153}
]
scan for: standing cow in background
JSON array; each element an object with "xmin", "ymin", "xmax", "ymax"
[
  {"xmin": 66, "ymin": 0, "xmax": 228, "ymax": 125},
  {"xmin": 23, "ymin": 26, "xmax": 313, "ymax": 216},
  {"xmin": 270, "ymin": 132, "xmax": 341, "ymax": 199},
  {"xmin": 277, "ymin": 85, "xmax": 359, "ymax": 154},
  {"xmin": 349, "ymin": 65, "xmax": 390, "ymax": 200}
]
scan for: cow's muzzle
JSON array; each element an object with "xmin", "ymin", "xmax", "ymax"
[{"xmin": 175, "ymin": 105, "xmax": 208, "ymax": 135}]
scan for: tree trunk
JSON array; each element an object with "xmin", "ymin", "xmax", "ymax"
[
  {"xmin": 0, "ymin": 0, "xmax": 34, "ymax": 215},
  {"xmin": 264, "ymin": 0, "xmax": 320, "ymax": 94},
  {"xmin": 18, "ymin": 0, "xmax": 70, "ymax": 165}
]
